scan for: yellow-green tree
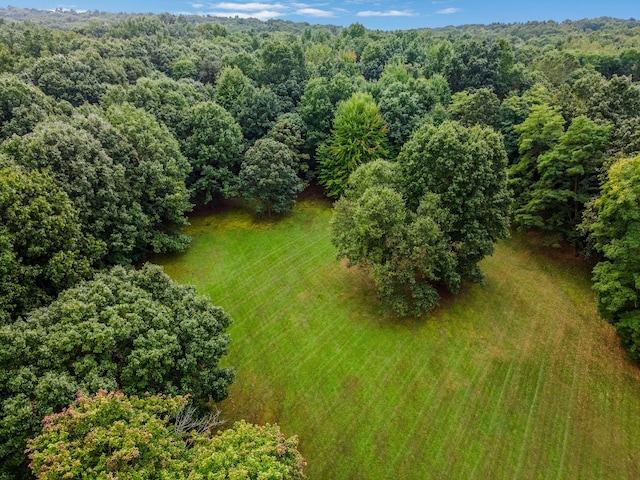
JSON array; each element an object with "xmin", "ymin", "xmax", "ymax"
[{"xmin": 318, "ymin": 92, "xmax": 388, "ymax": 199}]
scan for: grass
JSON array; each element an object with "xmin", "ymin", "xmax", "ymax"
[{"xmin": 154, "ymin": 198, "xmax": 640, "ymax": 480}]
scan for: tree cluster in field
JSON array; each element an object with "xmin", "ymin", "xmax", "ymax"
[{"xmin": 1, "ymin": 10, "xmax": 640, "ymax": 477}]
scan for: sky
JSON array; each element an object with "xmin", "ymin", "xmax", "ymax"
[{"xmin": 5, "ymin": 0, "xmax": 640, "ymax": 30}]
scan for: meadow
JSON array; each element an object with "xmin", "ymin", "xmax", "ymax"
[{"xmin": 155, "ymin": 198, "xmax": 640, "ymax": 479}]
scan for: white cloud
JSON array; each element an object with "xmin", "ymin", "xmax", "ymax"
[
  {"xmin": 201, "ymin": 9, "xmax": 285, "ymax": 19},
  {"xmin": 357, "ymin": 9, "xmax": 417, "ymax": 17},
  {"xmin": 296, "ymin": 7, "xmax": 336, "ymax": 17},
  {"xmin": 436, "ymin": 7, "xmax": 461, "ymax": 14},
  {"xmin": 190, "ymin": 3, "xmax": 205, "ymax": 7},
  {"xmin": 212, "ymin": 2, "xmax": 287, "ymax": 11}
]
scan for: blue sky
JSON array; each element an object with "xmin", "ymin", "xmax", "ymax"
[{"xmin": 6, "ymin": 0, "xmax": 640, "ymax": 30}]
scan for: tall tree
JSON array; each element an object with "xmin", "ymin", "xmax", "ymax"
[
  {"xmin": 509, "ymin": 103, "xmax": 565, "ymax": 213},
  {"xmin": 332, "ymin": 184, "xmax": 454, "ymax": 316},
  {"xmin": 318, "ymin": 92, "xmax": 388, "ymax": 199},
  {"xmin": 239, "ymin": 138, "xmax": 303, "ymax": 217},
  {"xmin": 590, "ymin": 155, "xmax": 640, "ymax": 361},
  {"xmin": 0, "ymin": 163, "xmax": 101, "ymax": 323},
  {"xmin": 398, "ymin": 120, "xmax": 511, "ymax": 283},
  {"xmin": 0, "ymin": 74, "xmax": 52, "ymax": 141},
  {"xmin": 259, "ymin": 39, "xmax": 308, "ymax": 112},
  {"xmin": 106, "ymin": 103, "xmax": 193, "ymax": 254},
  {"xmin": 30, "ymin": 54, "xmax": 106, "ymax": 106},
  {"xmin": 450, "ymin": 88, "xmax": 500, "ymax": 129},
  {"xmin": 2, "ymin": 119, "xmax": 145, "ymax": 265},
  {"xmin": 514, "ymin": 116, "xmax": 612, "ymax": 245},
  {"xmin": 103, "ymin": 75, "xmax": 207, "ymax": 134},
  {"xmin": 180, "ymin": 101, "xmax": 244, "ymax": 206},
  {"xmin": 296, "ymin": 73, "xmax": 362, "ymax": 160}
]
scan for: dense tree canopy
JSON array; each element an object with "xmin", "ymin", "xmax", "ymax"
[
  {"xmin": 105, "ymin": 103, "xmax": 193, "ymax": 255},
  {"xmin": 0, "ymin": 75, "xmax": 52, "ymax": 141},
  {"xmin": 180, "ymin": 101, "xmax": 244, "ymax": 205},
  {"xmin": 30, "ymin": 54, "xmax": 106, "ymax": 106},
  {"xmin": 1, "ymin": 11, "xmax": 640, "ymax": 476},
  {"xmin": 296, "ymin": 73, "xmax": 362, "ymax": 159},
  {"xmin": 0, "ymin": 264, "xmax": 234, "ymax": 476},
  {"xmin": 2, "ymin": 118, "xmax": 144, "ymax": 264},
  {"xmin": 0, "ymin": 164, "xmax": 100, "ymax": 323},
  {"xmin": 27, "ymin": 391, "xmax": 192, "ymax": 479},
  {"xmin": 514, "ymin": 116, "xmax": 612, "ymax": 245},
  {"xmin": 591, "ymin": 155, "xmax": 640, "ymax": 359},
  {"xmin": 3, "ymin": 106, "xmax": 193, "ymax": 264}
]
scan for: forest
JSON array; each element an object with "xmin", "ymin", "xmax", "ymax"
[{"xmin": 0, "ymin": 7, "xmax": 640, "ymax": 478}]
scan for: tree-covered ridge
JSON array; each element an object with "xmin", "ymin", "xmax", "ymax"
[{"xmin": 0, "ymin": 7, "xmax": 639, "ymax": 478}]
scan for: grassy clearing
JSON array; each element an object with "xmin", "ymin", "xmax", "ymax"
[{"xmin": 155, "ymin": 199, "xmax": 640, "ymax": 480}]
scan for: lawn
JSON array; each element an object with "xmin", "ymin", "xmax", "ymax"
[{"xmin": 154, "ymin": 198, "xmax": 640, "ymax": 480}]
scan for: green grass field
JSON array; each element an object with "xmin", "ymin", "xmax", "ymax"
[{"xmin": 155, "ymin": 198, "xmax": 640, "ymax": 479}]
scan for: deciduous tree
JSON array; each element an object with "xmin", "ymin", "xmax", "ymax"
[
  {"xmin": 318, "ymin": 92, "xmax": 388, "ymax": 199},
  {"xmin": 0, "ymin": 264, "xmax": 234, "ymax": 477},
  {"xmin": 26, "ymin": 391, "xmax": 305, "ymax": 480},
  {"xmin": 514, "ymin": 116, "xmax": 612, "ymax": 245},
  {"xmin": 239, "ymin": 138, "xmax": 303, "ymax": 217},
  {"xmin": 590, "ymin": 154, "xmax": 640, "ymax": 360},
  {"xmin": 398, "ymin": 120, "xmax": 511, "ymax": 284},
  {"xmin": 0, "ymin": 163, "xmax": 101, "ymax": 323},
  {"xmin": 333, "ymin": 121, "xmax": 511, "ymax": 316},
  {"xmin": 180, "ymin": 101, "xmax": 244, "ymax": 206}
]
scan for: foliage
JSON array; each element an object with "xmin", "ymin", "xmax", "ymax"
[
  {"xmin": 0, "ymin": 263, "xmax": 234, "ymax": 476},
  {"xmin": 214, "ymin": 66, "xmax": 253, "ymax": 114},
  {"xmin": 2, "ymin": 118, "xmax": 146, "ymax": 265},
  {"xmin": 441, "ymin": 37, "xmax": 523, "ymax": 98},
  {"xmin": 103, "ymin": 76, "xmax": 207, "ymax": 134},
  {"xmin": 106, "ymin": 103, "xmax": 193, "ymax": 255},
  {"xmin": 235, "ymin": 86, "xmax": 283, "ymax": 144},
  {"xmin": 30, "ymin": 54, "xmax": 106, "ymax": 106},
  {"xmin": 514, "ymin": 116, "xmax": 612, "ymax": 246},
  {"xmin": 377, "ymin": 81, "xmax": 429, "ymax": 153},
  {"xmin": 591, "ymin": 155, "xmax": 640, "ymax": 360},
  {"xmin": 190, "ymin": 420, "xmax": 306, "ymax": 479},
  {"xmin": 0, "ymin": 164, "xmax": 100, "ymax": 323},
  {"xmin": 239, "ymin": 138, "xmax": 303, "ymax": 217},
  {"xmin": 259, "ymin": 39, "xmax": 308, "ymax": 112},
  {"xmin": 267, "ymin": 112, "xmax": 310, "ymax": 177},
  {"xmin": 180, "ymin": 101, "xmax": 244, "ymax": 205},
  {"xmin": 332, "ymin": 185, "xmax": 453, "ymax": 316},
  {"xmin": 27, "ymin": 391, "xmax": 191, "ymax": 479},
  {"xmin": 450, "ymin": 88, "xmax": 500, "ymax": 128},
  {"xmin": 533, "ymin": 50, "xmax": 580, "ymax": 86},
  {"xmin": 0, "ymin": 74, "xmax": 52, "ymax": 141},
  {"xmin": 509, "ymin": 103, "xmax": 565, "ymax": 211},
  {"xmin": 398, "ymin": 121, "xmax": 511, "ymax": 281},
  {"xmin": 497, "ymin": 92, "xmax": 535, "ymax": 162},
  {"xmin": 341, "ymin": 158, "xmax": 399, "ymax": 199},
  {"xmin": 318, "ymin": 92, "xmax": 388, "ymax": 199},
  {"xmin": 296, "ymin": 74, "xmax": 362, "ymax": 159},
  {"xmin": 332, "ymin": 121, "xmax": 511, "ymax": 316},
  {"xmin": 26, "ymin": 391, "xmax": 306, "ymax": 480}
]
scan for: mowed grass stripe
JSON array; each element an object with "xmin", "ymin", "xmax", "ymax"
[{"xmin": 155, "ymin": 199, "xmax": 640, "ymax": 479}]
